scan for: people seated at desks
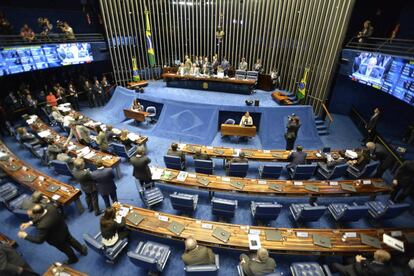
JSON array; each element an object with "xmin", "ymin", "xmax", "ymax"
[
  {"xmin": 254, "ymin": 59, "xmax": 263, "ymax": 73},
  {"xmin": 131, "ymin": 99, "xmax": 143, "ymax": 111},
  {"xmin": 239, "ymin": 57, "xmax": 248, "ymax": 71},
  {"xmin": 239, "ymin": 247, "xmax": 276, "ymax": 276},
  {"xmin": 221, "ymin": 57, "xmax": 230, "ymax": 76},
  {"xmin": 167, "ymin": 143, "xmax": 186, "ymax": 163},
  {"xmin": 118, "ymin": 130, "xmax": 134, "ymax": 151},
  {"xmin": 184, "ymin": 55, "xmax": 192, "ymax": 74},
  {"xmin": 331, "ymin": 249, "xmax": 392, "ymax": 276},
  {"xmin": 51, "ymin": 106, "xmax": 64, "ymax": 123},
  {"xmin": 91, "ymin": 158, "xmax": 118, "ymax": 208},
  {"xmin": 46, "ymin": 91, "xmax": 58, "ymax": 107},
  {"xmin": 347, "ymin": 147, "xmax": 371, "ymax": 171},
  {"xmin": 16, "ymin": 127, "xmax": 40, "ymax": 145},
  {"xmin": 240, "ymin": 112, "xmax": 253, "ymax": 127},
  {"xmin": 73, "ymin": 158, "xmax": 100, "ymax": 216},
  {"xmin": 56, "ymin": 146, "xmax": 74, "ymax": 169},
  {"xmin": 227, "ymin": 152, "xmax": 248, "ymax": 168},
  {"xmin": 181, "ymin": 237, "xmax": 215, "ymax": 266},
  {"xmin": 0, "ymin": 243, "xmax": 38, "ymax": 276},
  {"xmin": 46, "ymin": 140, "xmax": 63, "ymax": 162},
  {"xmin": 286, "ymin": 145, "xmax": 307, "ymax": 170},
  {"xmin": 178, "ymin": 63, "xmax": 186, "ymax": 76},
  {"xmin": 64, "ymin": 122, "xmax": 91, "ymax": 146},
  {"xmin": 100, "ymin": 207, "xmax": 129, "ymax": 247},
  {"xmin": 193, "ymin": 148, "xmax": 211, "ymax": 161},
  {"xmin": 190, "ymin": 63, "xmax": 200, "ymax": 75},
  {"xmin": 318, "ymin": 152, "xmax": 346, "ymax": 172},
  {"xmin": 96, "ymin": 125, "xmax": 110, "ymax": 152},
  {"xmin": 202, "ymin": 57, "xmax": 210, "ymax": 75}
]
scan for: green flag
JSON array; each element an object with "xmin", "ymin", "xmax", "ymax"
[
  {"xmin": 297, "ymin": 67, "xmax": 310, "ymax": 100},
  {"xmin": 132, "ymin": 57, "xmax": 140, "ymax": 81},
  {"xmin": 145, "ymin": 10, "xmax": 156, "ymax": 67}
]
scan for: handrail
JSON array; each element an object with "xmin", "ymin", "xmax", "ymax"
[
  {"xmin": 375, "ymin": 136, "xmax": 404, "ymax": 166},
  {"xmin": 0, "ymin": 33, "xmax": 105, "ymax": 47},
  {"xmin": 345, "ymin": 36, "xmax": 414, "ymax": 57},
  {"xmin": 306, "ymin": 95, "xmax": 334, "ymax": 131}
]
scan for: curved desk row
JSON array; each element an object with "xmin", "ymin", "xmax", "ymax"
[
  {"xmin": 0, "ymin": 232, "xmax": 16, "ymax": 247},
  {"xmin": 0, "ymin": 140, "xmax": 81, "ymax": 206},
  {"xmin": 114, "ymin": 202, "xmax": 414, "ymax": 255},
  {"xmin": 152, "ymin": 167, "xmax": 390, "ymax": 197}
]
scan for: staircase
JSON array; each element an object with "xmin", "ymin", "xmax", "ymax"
[{"xmin": 315, "ymin": 116, "xmax": 329, "ymax": 136}]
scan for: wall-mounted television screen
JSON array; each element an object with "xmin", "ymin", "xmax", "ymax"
[
  {"xmin": 350, "ymin": 52, "xmax": 414, "ymax": 106},
  {"xmin": 0, "ymin": 43, "xmax": 94, "ymax": 76}
]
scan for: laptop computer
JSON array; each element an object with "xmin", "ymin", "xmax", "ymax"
[
  {"xmin": 305, "ymin": 185, "xmax": 320, "ymax": 193},
  {"xmin": 167, "ymin": 221, "xmax": 185, "ymax": 236},
  {"xmin": 230, "ymin": 181, "xmax": 245, "ymax": 190},
  {"xmin": 341, "ymin": 183, "xmax": 356, "ymax": 192},
  {"xmin": 23, "ymin": 175, "xmax": 37, "ymax": 183},
  {"xmin": 126, "ymin": 212, "xmax": 144, "ymax": 226},
  {"xmin": 265, "ymin": 230, "xmax": 283, "ymax": 241},
  {"xmin": 269, "ymin": 184, "xmax": 284, "ymax": 192},
  {"xmin": 47, "ymin": 184, "xmax": 60, "ymax": 193},
  {"xmin": 212, "ymin": 227, "xmax": 231, "ymax": 243},
  {"xmin": 196, "ymin": 177, "xmax": 210, "ymax": 186},
  {"xmin": 313, "ymin": 234, "xmax": 332, "ymax": 248},
  {"xmin": 360, "ymin": 234, "xmax": 381, "ymax": 249}
]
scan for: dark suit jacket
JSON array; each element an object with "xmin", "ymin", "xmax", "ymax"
[
  {"xmin": 91, "ymin": 168, "xmax": 116, "ymax": 195},
  {"xmin": 72, "ymin": 168, "xmax": 96, "ymax": 193},
  {"xmin": 229, "ymin": 157, "xmax": 249, "ymax": 164},
  {"xmin": 181, "ymin": 245, "xmax": 215, "ymax": 266},
  {"xmin": 167, "ymin": 149, "xmax": 185, "ymax": 162},
  {"xmin": 354, "ymin": 260, "xmax": 393, "ymax": 276},
  {"xmin": 193, "ymin": 152, "xmax": 211, "ymax": 161},
  {"xmin": 101, "ymin": 218, "xmax": 126, "ymax": 240},
  {"xmin": 367, "ymin": 113, "xmax": 380, "ymax": 131},
  {"xmin": 0, "ymin": 244, "xmax": 35, "ymax": 276},
  {"xmin": 130, "ymin": 155, "xmax": 152, "ymax": 182},
  {"xmin": 354, "ymin": 150, "xmax": 371, "ymax": 171},
  {"xmin": 395, "ymin": 160, "xmax": 414, "ymax": 188},
  {"xmin": 287, "ymin": 151, "xmax": 307, "ymax": 169},
  {"xmin": 241, "ymin": 256, "xmax": 276, "ymax": 276},
  {"xmin": 372, "ymin": 143, "xmax": 393, "ymax": 170}
]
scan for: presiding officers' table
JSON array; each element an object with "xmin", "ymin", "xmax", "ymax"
[
  {"xmin": 0, "ymin": 232, "xmax": 16, "ymax": 247},
  {"xmin": 113, "ymin": 202, "xmax": 414, "ymax": 255},
  {"xmin": 221, "ymin": 124, "xmax": 257, "ymax": 137},
  {"xmin": 43, "ymin": 263, "xmax": 88, "ymax": 276},
  {"xmin": 162, "ymin": 73, "xmax": 256, "ymax": 95},
  {"xmin": 123, "ymin": 109, "xmax": 150, "ymax": 123}
]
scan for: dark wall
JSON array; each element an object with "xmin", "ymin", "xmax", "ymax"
[{"xmin": 397, "ymin": 1, "xmax": 414, "ymax": 39}]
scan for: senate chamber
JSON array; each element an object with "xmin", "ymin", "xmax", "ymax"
[{"xmin": 0, "ymin": 0, "xmax": 414, "ymax": 275}]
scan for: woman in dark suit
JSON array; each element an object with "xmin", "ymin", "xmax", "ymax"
[{"xmin": 100, "ymin": 207, "xmax": 129, "ymax": 247}]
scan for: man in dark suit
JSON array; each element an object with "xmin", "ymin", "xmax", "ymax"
[
  {"xmin": 366, "ymin": 142, "xmax": 393, "ymax": 177},
  {"xmin": 364, "ymin": 107, "xmax": 380, "ymax": 142},
  {"xmin": 239, "ymin": 247, "xmax": 276, "ymax": 276},
  {"xmin": 91, "ymin": 158, "xmax": 117, "ymax": 208},
  {"xmin": 390, "ymin": 160, "xmax": 414, "ymax": 202},
  {"xmin": 193, "ymin": 148, "xmax": 211, "ymax": 161},
  {"xmin": 181, "ymin": 237, "xmax": 215, "ymax": 266},
  {"xmin": 167, "ymin": 143, "xmax": 186, "ymax": 163},
  {"xmin": 331, "ymin": 249, "xmax": 393, "ymax": 276},
  {"xmin": 0, "ymin": 243, "xmax": 38, "ymax": 276},
  {"xmin": 286, "ymin": 145, "xmax": 307, "ymax": 170},
  {"xmin": 317, "ymin": 152, "xmax": 346, "ymax": 173},
  {"xmin": 18, "ymin": 204, "xmax": 87, "ymax": 265},
  {"xmin": 72, "ymin": 158, "xmax": 100, "ymax": 215},
  {"xmin": 130, "ymin": 148, "xmax": 152, "ymax": 186},
  {"xmin": 229, "ymin": 152, "xmax": 249, "ymax": 164},
  {"xmin": 284, "ymin": 131, "xmax": 296, "ymax": 150},
  {"xmin": 348, "ymin": 148, "xmax": 371, "ymax": 172}
]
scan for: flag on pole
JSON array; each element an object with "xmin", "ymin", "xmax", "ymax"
[
  {"xmin": 145, "ymin": 10, "xmax": 156, "ymax": 67},
  {"xmin": 297, "ymin": 67, "xmax": 310, "ymax": 100},
  {"xmin": 132, "ymin": 57, "xmax": 140, "ymax": 81}
]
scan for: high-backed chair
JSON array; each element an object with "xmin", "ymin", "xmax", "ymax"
[
  {"xmin": 328, "ymin": 202, "xmax": 369, "ymax": 223},
  {"xmin": 246, "ymin": 71, "xmax": 258, "ymax": 81},
  {"xmin": 0, "ymin": 183, "xmax": 19, "ymax": 203},
  {"xmin": 211, "ymin": 197, "xmax": 237, "ymax": 219},
  {"xmin": 50, "ymin": 160, "xmax": 73, "ymax": 177},
  {"xmin": 290, "ymin": 203, "xmax": 327, "ymax": 223},
  {"xmin": 194, "ymin": 159, "xmax": 214, "ymax": 175},
  {"xmin": 316, "ymin": 163, "xmax": 348, "ymax": 180},
  {"xmin": 164, "ymin": 155, "xmax": 185, "ymax": 171},
  {"xmin": 170, "ymin": 192, "xmax": 198, "ymax": 213},
  {"xmin": 289, "ymin": 164, "xmax": 317, "ymax": 180},
  {"xmin": 291, "ymin": 262, "xmax": 326, "ymax": 276},
  {"xmin": 145, "ymin": 106, "xmax": 157, "ymax": 124},
  {"xmin": 259, "ymin": 164, "xmax": 284, "ymax": 179},
  {"xmin": 251, "ymin": 201, "xmax": 283, "ymax": 222},
  {"xmin": 223, "ymin": 118, "xmax": 236, "ymax": 125},
  {"xmin": 6, "ymin": 193, "xmax": 31, "ymax": 219},
  {"xmin": 83, "ymin": 232, "xmax": 128, "ymax": 263},
  {"xmin": 136, "ymin": 182, "xmax": 164, "ymax": 208},
  {"xmin": 23, "ymin": 142, "xmax": 47, "ymax": 165},
  {"xmin": 235, "ymin": 70, "xmax": 247, "ymax": 80},
  {"xmin": 347, "ymin": 161, "xmax": 379, "ymax": 179},
  {"xmin": 184, "ymin": 254, "xmax": 220, "ymax": 275},
  {"xmin": 237, "ymin": 265, "xmax": 279, "ymax": 276},
  {"xmin": 227, "ymin": 163, "xmax": 249, "ymax": 177},
  {"xmin": 127, "ymin": 241, "xmax": 171, "ymax": 273},
  {"xmin": 365, "ymin": 200, "xmax": 410, "ymax": 220},
  {"xmin": 109, "ymin": 142, "xmax": 138, "ymax": 160}
]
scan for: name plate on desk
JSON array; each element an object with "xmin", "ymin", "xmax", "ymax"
[
  {"xmin": 296, "ymin": 232, "xmax": 309, "ymax": 238},
  {"xmin": 293, "ymin": 181, "xmax": 303, "ymax": 186},
  {"xmin": 372, "ymin": 181, "xmax": 387, "ymax": 189},
  {"xmin": 213, "ymin": 149, "xmax": 224, "ymax": 155},
  {"xmin": 272, "ymin": 153, "xmax": 282, "ymax": 158}
]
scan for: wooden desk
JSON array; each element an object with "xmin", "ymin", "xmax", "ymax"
[
  {"xmin": 178, "ymin": 143, "xmax": 335, "ymax": 162},
  {"xmin": 154, "ymin": 167, "xmax": 390, "ymax": 197},
  {"xmin": 221, "ymin": 124, "xmax": 257, "ymax": 137},
  {"xmin": 26, "ymin": 117, "xmax": 121, "ymax": 169},
  {"xmin": 0, "ymin": 141, "xmax": 81, "ymax": 206},
  {"xmin": 127, "ymin": 81, "xmax": 149, "ymax": 89},
  {"xmin": 43, "ymin": 263, "xmax": 88, "ymax": 276},
  {"xmin": 0, "ymin": 232, "xmax": 16, "ymax": 247},
  {"xmin": 123, "ymin": 109, "xmax": 150, "ymax": 123},
  {"xmin": 272, "ymin": 92, "xmax": 293, "ymax": 105},
  {"xmin": 114, "ymin": 202, "xmax": 414, "ymax": 255}
]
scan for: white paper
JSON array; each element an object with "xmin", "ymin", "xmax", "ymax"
[
  {"xmin": 118, "ymin": 207, "xmax": 129, "ymax": 217},
  {"xmin": 178, "ymin": 143, "xmax": 186, "ymax": 150},
  {"xmin": 150, "ymin": 167, "xmax": 163, "ymax": 180},
  {"xmin": 0, "ymin": 152, "xmax": 8, "ymax": 158},
  {"xmin": 248, "ymin": 234, "xmax": 261, "ymax": 250},
  {"xmin": 38, "ymin": 130, "xmax": 51, "ymax": 138},
  {"xmin": 249, "ymin": 229, "xmax": 261, "ymax": 235},
  {"xmin": 383, "ymin": 234, "xmax": 404, "ymax": 252},
  {"xmin": 344, "ymin": 232, "xmax": 357, "ymax": 238},
  {"xmin": 293, "ymin": 181, "xmax": 303, "ymax": 186},
  {"xmin": 188, "ymin": 173, "xmax": 196, "ymax": 178},
  {"xmin": 263, "ymin": 150, "xmax": 270, "ymax": 153},
  {"xmin": 233, "ymin": 148, "xmax": 241, "ymax": 157},
  {"xmin": 329, "ymin": 181, "xmax": 339, "ymax": 186},
  {"xmin": 296, "ymin": 232, "xmax": 309, "ymax": 238},
  {"xmin": 177, "ymin": 171, "xmax": 188, "ymax": 182},
  {"xmin": 158, "ymin": 215, "xmax": 169, "ymax": 222},
  {"xmin": 258, "ymin": 180, "xmax": 267, "ymax": 185},
  {"xmin": 112, "ymin": 128, "xmax": 121, "ymax": 135},
  {"xmin": 201, "ymin": 223, "xmax": 213, "ymax": 229},
  {"xmin": 127, "ymin": 133, "xmax": 140, "ymax": 141},
  {"xmin": 345, "ymin": 150, "xmax": 358, "ymax": 159},
  {"xmin": 52, "ymin": 194, "xmax": 61, "ymax": 200},
  {"xmin": 206, "ymin": 146, "xmax": 213, "ymax": 150},
  {"xmin": 362, "ymin": 180, "xmax": 371, "ymax": 185},
  {"xmin": 221, "ymin": 177, "xmax": 231, "ymax": 182}
]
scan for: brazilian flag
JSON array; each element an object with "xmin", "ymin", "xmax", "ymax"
[
  {"xmin": 132, "ymin": 57, "xmax": 140, "ymax": 81},
  {"xmin": 145, "ymin": 10, "xmax": 156, "ymax": 67},
  {"xmin": 297, "ymin": 67, "xmax": 310, "ymax": 100}
]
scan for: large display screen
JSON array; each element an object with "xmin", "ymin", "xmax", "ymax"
[
  {"xmin": 0, "ymin": 43, "xmax": 94, "ymax": 76},
  {"xmin": 350, "ymin": 52, "xmax": 414, "ymax": 106}
]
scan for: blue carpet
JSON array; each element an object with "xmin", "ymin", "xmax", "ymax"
[{"xmin": 1, "ymin": 91, "xmax": 413, "ymax": 275}]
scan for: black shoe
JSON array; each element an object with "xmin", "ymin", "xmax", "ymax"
[
  {"xmin": 64, "ymin": 258, "xmax": 79, "ymax": 265},
  {"xmin": 94, "ymin": 210, "xmax": 102, "ymax": 216},
  {"xmin": 88, "ymin": 208, "xmax": 93, "ymax": 212},
  {"xmin": 80, "ymin": 245, "xmax": 88, "ymax": 256}
]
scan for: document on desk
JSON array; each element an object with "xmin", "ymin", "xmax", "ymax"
[
  {"xmin": 150, "ymin": 167, "xmax": 163, "ymax": 180},
  {"xmin": 176, "ymin": 171, "xmax": 188, "ymax": 182},
  {"xmin": 84, "ymin": 151, "xmax": 96, "ymax": 159},
  {"xmin": 127, "ymin": 133, "xmax": 140, "ymax": 141},
  {"xmin": 38, "ymin": 130, "xmax": 51, "ymax": 138},
  {"xmin": 248, "ymin": 234, "xmax": 261, "ymax": 250}
]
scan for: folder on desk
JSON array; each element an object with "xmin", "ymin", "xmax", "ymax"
[
  {"xmin": 196, "ymin": 177, "xmax": 210, "ymax": 186},
  {"xmin": 271, "ymin": 153, "xmax": 282, "ymax": 158},
  {"xmin": 213, "ymin": 149, "xmax": 224, "ymax": 155},
  {"xmin": 126, "ymin": 212, "xmax": 144, "ymax": 226},
  {"xmin": 305, "ymin": 185, "xmax": 320, "ymax": 193},
  {"xmin": 269, "ymin": 184, "xmax": 283, "ymax": 192},
  {"xmin": 341, "ymin": 183, "xmax": 356, "ymax": 192},
  {"xmin": 161, "ymin": 171, "xmax": 176, "ymax": 181},
  {"xmin": 243, "ymin": 151, "xmax": 253, "ymax": 157},
  {"xmin": 47, "ymin": 184, "xmax": 60, "ymax": 193},
  {"xmin": 313, "ymin": 234, "xmax": 332, "ymax": 248},
  {"xmin": 372, "ymin": 181, "xmax": 387, "ymax": 189},
  {"xmin": 230, "ymin": 180, "xmax": 245, "ymax": 190},
  {"xmin": 167, "ymin": 221, "xmax": 185, "ymax": 236},
  {"xmin": 8, "ymin": 164, "xmax": 22, "ymax": 172},
  {"xmin": 212, "ymin": 227, "xmax": 231, "ymax": 243},
  {"xmin": 360, "ymin": 234, "xmax": 381, "ymax": 249},
  {"xmin": 23, "ymin": 175, "xmax": 37, "ymax": 183},
  {"xmin": 265, "ymin": 230, "xmax": 283, "ymax": 241}
]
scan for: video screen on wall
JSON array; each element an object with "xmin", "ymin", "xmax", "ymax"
[
  {"xmin": 350, "ymin": 51, "xmax": 414, "ymax": 107},
  {"xmin": 0, "ymin": 43, "xmax": 94, "ymax": 76}
]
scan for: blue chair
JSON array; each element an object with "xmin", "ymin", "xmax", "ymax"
[
  {"xmin": 110, "ymin": 142, "xmax": 138, "ymax": 160},
  {"xmin": 365, "ymin": 200, "xmax": 410, "ymax": 220},
  {"xmin": 347, "ymin": 161, "xmax": 379, "ymax": 179},
  {"xmin": 50, "ymin": 160, "xmax": 73, "ymax": 177},
  {"xmin": 7, "ymin": 193, "xmax": 31, "ymax": 219},
  {"xmin": 227, "ymin": 163, "xmax": 249, "ymax": 177},
  {"xmin": 194, "ymin": 159, "xmax": 214, "ymax": 175},
  {"xmin": 128, "ymin": 241, "xmax": 171, "ymax": 273},
  {"xmin": 184, "ymin": 254, "xmax": 220, "ymax": 275},
  {"xmin": 316, "ymin": 163, "xmax": 349, "ymax": 180},
  {"xmin": 235, "ymin": 70, "xmax": 247, "ymax": 80},
  {"xmin": 0, "ymin": 183, "xmax": 19, "ymax": 203},
  {"xmin": 136, "ymin": 182, "xmax": 164, "ymax": 208},
  {"xmin": 23, "ymin": 142, "xmax": 47, "ymax": 165},
  {"xmin": 291, "ymin": 262, "xmax": 326, "ymax": 276},
  {"xmin": 83, "ymin": 232, "xmax": 128, "ymax": 263},
  {"xmin": 145, "ymin": 106, "xmax": 157, "ymax": 124},
  {"xmin": 246, "ymin": 71, "xmax": 258, "ymax": 81},
  {"xmin": 328, "ymin": 202, "xmax": 369, "ymax": 223},
  {"xmin": 211, "ymin": 197, "xmax": 237, "ymax": 218},
  {"xmin": 251, "ymin": 201, "xmax": 283, "ymax": 222},
  {"xmin": 170, "ymin": 192, "xmax": 198, "ymax": 213},
  {"xmin": 237, "ymin": 265, "xmax": 279, "ymax": 276},
  {"xmin": 259, "ymin": 164, "xmax": 284, "ymax": 179},
  {"xmin": 321, "ymin": 147, "xmax": 331, "ymax": 153},
  {"xmin": 224, "ymin": 118, "xmax": 236, "ymax": 125},
  {"xmin": 164, "ymin": 155, "xmax": 185, "ymax": 170},
  {"xmin": 290, "ymin": 203, "xmax": 327, "ymax": 223},
  {"xmin": 289, "ymin": 164, "xmax": 317, "ymax": 179}
]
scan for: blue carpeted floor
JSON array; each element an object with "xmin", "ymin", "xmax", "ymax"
[{"xmin": 1, "ymin": 82, "xmax": 413, "ymax": 276}]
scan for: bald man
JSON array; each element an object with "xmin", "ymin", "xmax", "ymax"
[
  {"xmin": 181, "ymin": 237, "xmax": 215, "ymax": 266},
  {"xmin": 239, "ymin": 247, "xmax": 276, "ymax": 276}
]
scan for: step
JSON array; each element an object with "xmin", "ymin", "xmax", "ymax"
[
  {"xmin": 318, "ymin": 130, "xmax": 329, "ymax": 136},
  {"xmin": 315, "ymin": 120, "xmax": 325, "ymax": 125},
  {"xmin": 316, "ymin": 125, "xmax": 326, "ymax": 130}
]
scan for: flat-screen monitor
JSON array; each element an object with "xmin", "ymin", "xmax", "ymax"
[
  {"xmin": 0, "ymin": 43, "xmax": 94, "ymax": 76},
  {"xmin": 349, "ymin": 51, "xmax": 414, "ymax": 107}
]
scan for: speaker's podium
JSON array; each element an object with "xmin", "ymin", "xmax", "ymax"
[{"xmin": 221, "ymin": 124, "xmax": 257, "ymax": 137}]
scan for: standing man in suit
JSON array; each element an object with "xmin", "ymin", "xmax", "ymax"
[
  {"xmin": 64, "ymin": 122, "xmax": 91, "ymax": 146},
  {"xmin": 181, "ymin": 237, "xmax": 216, "ymax": 266},
  {"xmin": 366, "ymin": 142, "xmax": 393, "ymax": 177},
  {"xmin": 18, "ymin": 204, "xmax": 87, "ymax": 265},
  {"xmin": 284, "ymin": 131, "xmax": 296, "ymax": 151},
  {"xmin": 286, "ymin": 145, "xmax": 307, "ymax": 170},
  {"xmin": 390, "ymin": 160, "xmax": 414, "ymax": 202},
  {"xmin": 91, "ymin": 158, "xmax": 117, "ymax": 208},
  {"xmin": 92, "ymin": 80, "xmax": 105, "ymax": 107},
  {"xmin": 239, "ymin": 247, "xmax": 276, "ymax": 276},
  {"xmin": 130, "ymin": 148, "xmax": 152, "ymax": 187},
  {"xmin": 72, "ymin": 158, "xmax": 100, "ymax": 215},
  {"xmin": 0, "ymin": 243, "xmax": 38, "ymax": 276},
  {"xmin": 364, "ymin": 107, "xmax": 381, "ymax": 143}
]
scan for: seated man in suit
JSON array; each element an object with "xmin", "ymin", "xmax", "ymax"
[
  {"xmin": 365, "ymin": 142, "xmax": 393, "ymax": 177},
  {"xmin": 239, "ymin": 112, "xmax": 253, "ymax": 127},
  {"xmin": 64, "ymin": 122, "xmax": 91, "ymax": 146},
  {"xmin": 0, "ymin": 243, "xmax": 38, "ymax": 276},
  {"xmin": 193, "ymin": 148, "xmax": 211, "ymax": 161},
  {"xmin": 229, "ymin": 151, "xmax": 248, "ymax": 164},
  {"xmin": 181, "ymin": 237, "xmax": 215, "ymax": 266},
  {"xmin": 331, "ymin": 249, "xmax": 393, "ymax": 276},
  {"xmin": 46, "ymin": 141, "xmax": 63, "ymax": 162},
  {"xmin": 50, "ymin": 106, "xmax": 64, "ymax": 123},
  {"xmin": 239, "ymin": 247, "xmax": 276, "ymax": 276},
  {"xmin": 348, "ymin": 147, "xmax": 371, "ymax": 172},
  {"xmin": 167, "ymin": 143, "xmax": 186, "ymax": 163},
  {"xmin": 286, "ymin": 145, "xmax": 307, "ymax": 170},
  {"xmin": 91, "ymin": 158, "xmax": 117, "ymax": 208},
  {"xmin": 56, "ymin": 146, "xmax": 74, "ymax": 169},
  {"xmin": 317, "ymin": 152, "xmax": 346, "ymax": 173},
  {"xmin": 131, "ymin": 99, "xmax": 143, "ymax": 111}
]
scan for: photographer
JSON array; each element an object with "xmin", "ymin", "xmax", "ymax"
[
  {"xmin": 57, "ymin": 21, "xmax": 75, "ymax": 40},
  {"xmin": 38, "ymin": 17, "xmax": 53, "ymax": 40},
  {"xmin": 20, "ymin": 24, "xmax": 35, "ymax": 42}
]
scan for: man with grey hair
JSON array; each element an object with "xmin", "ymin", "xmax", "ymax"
[
  {"xmin": 239, "ymin": 247, "xmax": 276, "ymax": 275},
  {"xmin": 181, "ymin": 237, "xmax": 215, "ymax": 266}
]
